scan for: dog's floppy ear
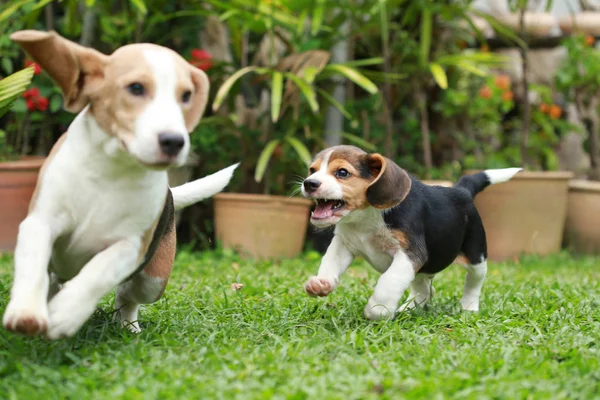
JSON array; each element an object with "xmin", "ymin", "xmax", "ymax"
[
  {"xmin": 184, "ymin": 66, "xmax": 210, "ymax": 132},
  {"xmin": 366, "ymin": 153, "xmax": 411, "ymax": 209},
  {"xmin": 10, "ymin": 30, "xmax": 108, "ymax": 113}
]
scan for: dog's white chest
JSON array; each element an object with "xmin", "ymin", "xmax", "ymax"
[
  {"xmin": 336, "ymin": 219, "xmax": 394, "ymax": 273},
  {"xmin": 41, "ymin": 144, "xmax": 168, "ymax": 280}
]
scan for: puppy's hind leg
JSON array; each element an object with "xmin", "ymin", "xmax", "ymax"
[
  {"xmin": 115, "ymin": 221, "xmax": 176, "ymax": 333},
  {"xmin": 398, "ymin": 273, "xmax": 435, "ymax": 312},
  {"xmin": 460, "ymin": 211, "xmax": 488, "ymax": 312}
]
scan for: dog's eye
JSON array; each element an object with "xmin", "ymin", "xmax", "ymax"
[
  {"xmin": 127, "ymin": 83, "xmax": 145, "ymax": 97},
  {"xmin": 309, "ymin": 167, "xmax": 316, "ymax": 174},
  {"xmin": 335, "ymin": 168, "xmax": 350, "ymax": 178},
  {"xmin": 181, "ymin": 90, "xmax": 192, "ymax": 103}
]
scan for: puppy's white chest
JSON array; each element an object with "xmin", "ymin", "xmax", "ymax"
[{"xmin": 337, "ymin": 223, "xmax": 394, "ymax": 273}]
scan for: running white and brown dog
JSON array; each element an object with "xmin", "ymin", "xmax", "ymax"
[
  {"xmin": 301, "ymin": 145, "xmax": 521, "ymax": 320},
  {"xmin": 3, "ymin": 30, "xmax": 238, "ymax": 339}
]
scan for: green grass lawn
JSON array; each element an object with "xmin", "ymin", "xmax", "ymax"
[{"xmin": 0, "ymin": 250, "xmax": 599, "ymax": 399}]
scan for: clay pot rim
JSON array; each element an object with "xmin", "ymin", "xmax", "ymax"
[
  {"xmin": 0, "ymin": 156, "xmax": 46, "ymax": 171},
  {"xmin": 214, "ymin": 192, "xmax": 313, "ymax": 206},
  {"xmin": 464, "ymin": 170, "xmax": 574, "ymax": 180},
  {"xmin": 568, "ymin": 179, "xmax": 600, "ymax": 192}
]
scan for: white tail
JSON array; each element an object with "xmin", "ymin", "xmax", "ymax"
[
  {"xmin": 171, "ymin": 163, "xmax": 239, "ymax": 211},
  {"xmin": 484, "ymin": 167, "xmax": 522, "ymax": 185}
]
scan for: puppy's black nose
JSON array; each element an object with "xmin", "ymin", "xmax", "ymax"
[
  {"xmin": 303, "ymin": 179, "xmax": 321, "ymax": 193},
  {"xmin": 158, "ymin": 132, "xmax": 185, "ymax": 156}
]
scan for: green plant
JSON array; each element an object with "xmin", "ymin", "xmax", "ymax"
[
  {"xmin": 0, "ymin": 66, "xmax": 34, "ymax": 160},
  {"xmin": 556, "ymin": 34, "xmax": 600, "ymax": 179}
]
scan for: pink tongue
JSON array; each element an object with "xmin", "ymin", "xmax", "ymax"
[{"xmin": 312, "ymin": 201, "xmax": 335, "ymax": 219}]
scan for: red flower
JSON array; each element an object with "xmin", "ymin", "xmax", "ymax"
[
  {"xmin": 26, "ymin": 99, "xmax": 36, "ymax": 111},
  {"xmin": 24, "ymin": 59, "xmax": 41, "ymax": 75},
  {"xmin": 22, "ymin": 87, "xmax": 40, "ymax": 99},
  {"xmin": 190, "ymin": 48, "xmax": 214, "ymax": 71},
  {"xmin": 479, "ymin": 85, "xmax": 492, "ymax": 99},
  {"xmin": 35, "ymin": 96, "xmax": 49, "ymax": 111}
]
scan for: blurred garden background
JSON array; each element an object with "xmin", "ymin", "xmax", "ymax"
[{"xmin": 3, "ymin": 0, "xmax": 600, "ymax": 260}]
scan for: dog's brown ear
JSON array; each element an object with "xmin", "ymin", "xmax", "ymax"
[
  {"xmin": 184, "ymin": 66, "xmax": 210, "ymax": 132},
  {"xmin": 366, "ymin": 153, "xmax": 411, "ymax": 209},
  {"xmin": 10, "ymin": 30, "xmax": 108, "ymax": 113}
]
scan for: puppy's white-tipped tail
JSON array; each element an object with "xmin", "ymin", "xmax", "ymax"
[
  {"xmin": 484, "ymin": 167, "xmax": 523, "ymax": 185},
  {"xmin": 171, "ymin": 163, "xmax": 239, "ymax": 211}
]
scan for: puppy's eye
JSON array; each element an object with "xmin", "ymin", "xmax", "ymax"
[
  {"xmin": 181, "ymin": 90, "xmax": 192, "ymax": 103},
  {"xmin": 127, "ymin": 82, "xmax": 145, "ymax": 97},
  {"xmin": 335, "ymin": 168, "xmax": 350, "ymax": 178},
  {"xmin": 309, "ymin": 167, "xmax": 316, "ymax": 174}
]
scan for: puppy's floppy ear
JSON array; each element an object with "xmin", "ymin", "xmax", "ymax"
[
  {"xmin": 10, "ymin": 30, "xmax": 108, "ymax": 113},
  {"xmin": 184, "ymin": 66, "xmax": 210, "ymax": 132},
  {"xmin": 366, "ymin": 153, "xmax": 411, "ymax": 209}
]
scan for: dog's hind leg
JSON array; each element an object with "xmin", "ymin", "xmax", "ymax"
[
  {"xmin": 398, "ymin": 273, "xmax": 435, "ymax": 312},
  {"xmin": 115, "ymin": 220, "xmax": 176, "ymax": 333},
  {"xmin": 460, "ymin": 211, "xmax": 488, "ymax": 312}
]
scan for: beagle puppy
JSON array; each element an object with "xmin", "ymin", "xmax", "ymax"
[
  {"xmin": 301, "ymin": 145, "xmax": 521, "ymax": 320},
  {"xmin": 3, "ymin": 30, "xmax": 238, "ymax": 339}
]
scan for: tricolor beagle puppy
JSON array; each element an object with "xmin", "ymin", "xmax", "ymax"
[
  {"xmin": 3, "ymin": 30, "xmax": 238, "ymax": 339},
  {"xmin": 301, "ymin": 145, "xmax": 521, "ymax": 320}
]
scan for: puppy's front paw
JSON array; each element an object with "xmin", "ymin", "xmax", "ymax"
[
  {"xmin": 304, "ymin": 276, "xmax": 337, "ymax": 297},
  {"xmin": 460, "ymin": 297, "xmax": 479, "ymax": 312},
  {"xmin": 363, "ymin": 298, "xmax": 396, "ymax": 321},
  {"xmin": 3, "ymin": 300, "xmax": 48, "ymax": 336},
  {"xmin": 46, "ymin": 287, "xmax": 97, "ymax": 339}
]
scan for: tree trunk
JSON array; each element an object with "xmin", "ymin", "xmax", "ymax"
[
  {"xmin": 416, "ymin": 88, "xmax": 432, "ymax": 178},
  {"xmin": 519, "ymin": 7, "xmax": 530, "ymax": 168},
  {"xmin": 324, "ymin": 21, "xmax": 350, "ymax": 146}
]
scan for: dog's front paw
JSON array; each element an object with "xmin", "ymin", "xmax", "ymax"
[
  {"xmin": 460, "ymin": 297, "xmax": 479, "ymax": 312},
  {"xmin": 363, "ymin": 297, "xmax": 396, "ymax": 321},
  {"xmin": 3, "ymin": 300, "xmax": 48, "ymax": 336},
  {"xmin": 46, "ymin": 287, "xmax": 97, "ymax": 339},
  {"xmin": 304, "ymin": 276, "xmax": 337, "ymax": 297}
]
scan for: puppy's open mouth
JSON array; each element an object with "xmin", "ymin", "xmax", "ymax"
[{"xmin": 311, "ymin": 199, "xmax": 346, "ymax": 220}]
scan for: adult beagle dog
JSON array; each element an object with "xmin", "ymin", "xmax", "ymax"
[
  {"xmin": 301, "ymin": 145, "xmax": 521, "ymax": 320},
  {"xmin": 3, "ymin": 30, "xmax": 238, "ymax": 339}
]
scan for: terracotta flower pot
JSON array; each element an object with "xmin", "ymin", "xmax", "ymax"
[
  {"xmin": 213, "ymin": 193, "xmax": 312, "ymax": 259},
  {"xmin": 564, "ymin": 180, "xmax": 600, "ymax": 254},
  {"xmin": 465, "ymin": 170, "xmax": 573, "ymax": 261},
  {"xmin": 559, "ymin": 12, "xmax": 600, "ymax": 35},
  {"xmin": 0, "ymin": 157, "xmax": 45, "ymax": 252},
  {"xmin": 497, "ymin": 12, "xmax": 557, "ymax": 37}
]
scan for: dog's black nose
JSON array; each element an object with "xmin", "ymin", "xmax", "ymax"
[
  {"xmin": 158, "ymin": 132, "xmax": 185, "ymax": 156},
  {"xmin": 303, "ymin": 179, "xmax": 321, "ymax": 193}
]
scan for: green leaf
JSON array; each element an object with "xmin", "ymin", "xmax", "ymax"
[
  {"xmin": 271, "ymin": 71, "xmax": 283, "ymax": 122},
  {"xmin": 0, "ymin": 0, "xmax": 32, "ymax": 22},
  {"xmin": 456, "ymin": 62, "xmax": 487, "ymax": 77},
  {"xmin": 420, "ymin": 9, "xmax": 432, "ymax": 67},
  {"xmin": 1, "ymin": 58, "xmax": 13, "ymax": 75},
  {"xmin": 429, "ymin": 63, "xmax": 448, "ymax": 89},
  {"xmin": 86, "ymin": 0, "xmax": 96, "ymax": 6},
  {"xmin": 49, "ymin": 95, "xmax": 62, "ymax": 113},
  {"xmin": 129, "ymin": 0, "xmax": 147, "ymax": 15},
  {"xmin": 311, "ymin": 0, "xmax": 325, "ymax": 36},
  {"xmin": 283, "ymin": 73, "xmax": 319, "ymax": 113},
  {"xmin": 255, "ymin": 139, "xmax": 280, "ymax": 182},
  {"xmin": 0, "ymin": 67, "xmax": 34, "ymax": 119},
  {"xmin": 341, "ymin": 132, "xmax": 377, "ymax": 151},
  {"xmin": 341, "ymin": 57, "xmax": 384, "ymax": 68},
  {"xmin": 322, "ymin": 64, "xmax": 378, "ymax": 94},
  {"xmin": 212, "ymin": 66, "xmax": 264, "ymax": 112},
  {"xmin": 317, "ymin": 88, "xmax": 352, "ymax": 120},
  {"xmin": 286, "ymin": 137, "xmax": 312, "ymax": 166},
  {"xmin": 31, "ymin": 0, "xmax": 55, "ymax": 11}
]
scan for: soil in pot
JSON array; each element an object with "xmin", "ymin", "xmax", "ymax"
[
  {"xmin": 564, "ymin": 179, "xmax": 600, "ymax": 254},
  {"xmin": 466, "ymin": 170, "xmax": 573, "ymax": 261},
  {"xmin": 214, "ymin": 193, "xmax": 312, "ymax": 259},
  {"xmin": 0, "ymin": 157, "xmax": 45, "ymax": 252}
]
